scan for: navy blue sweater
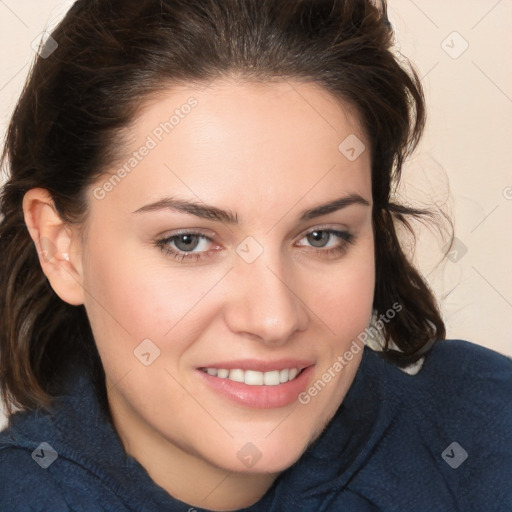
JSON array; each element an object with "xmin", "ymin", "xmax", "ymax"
[{"xmin": 1, "ymin": 339, "xmax": 511, "ymax": 511}]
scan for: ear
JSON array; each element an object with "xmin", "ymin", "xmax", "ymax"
[{"xmin": 22, "ymin": 188, "xmax": 85, "ymax": 306}]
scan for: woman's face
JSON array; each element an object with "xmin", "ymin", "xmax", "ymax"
[{"xmin": 78, "ymin": 79, "xmax": 374, "ymax": 478}]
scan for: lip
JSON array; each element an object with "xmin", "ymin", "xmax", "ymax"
[
  {"xmin": 196, "ymin": 361, "xmax": 315, "ymax": 409},
  {"xmin": 197, "ymin": 358, "xmax": 315, "ymax": 372}
]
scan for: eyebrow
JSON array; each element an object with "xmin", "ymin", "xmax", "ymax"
[{"xmin": 132, "ymin": 194, "xmax": 370, "ymax": 224}]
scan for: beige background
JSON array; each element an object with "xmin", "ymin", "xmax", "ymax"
[{"xmin": 1, "ymin": 1, "xmax": 511, "ymax": 426}]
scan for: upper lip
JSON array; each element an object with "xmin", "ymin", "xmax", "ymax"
[{"xmin": 198, "ymin": 359, "xmax": 315, "ymax": 372}]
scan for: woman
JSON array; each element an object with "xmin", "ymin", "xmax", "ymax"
[{"xmin": 0, "ymin": 0, "xmax": 510, "ymax": 510}]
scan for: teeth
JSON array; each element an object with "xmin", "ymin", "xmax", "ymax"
[
  {"xmin": 263, "ymin": 370, "xmax": 280, "ymax": 386},
  {"xmin": 228, "ymin": 369, "xmax": 245, "ymax": 383},
  {"xmin": 202, "ymin": 367, "xmax": 301, "ymax": 385},
  {"xmin": 245, "ymin": 370, "xmax": 263, "ymax": 385}
]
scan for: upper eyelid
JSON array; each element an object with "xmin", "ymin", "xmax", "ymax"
[
  {"xmin": 161, "ymin": 225, "xmax": 349, "ymax": 238},
  {"xmin": 161, "ymin": 227, "xmax": 216, "ymax": 238},
  {"xmin": 297, "ymin": 225, "xmax": 350, "ymax": 237},
  {"xmin": 160, "ymin": 226, "xmax": 351, "ymax": 248}
]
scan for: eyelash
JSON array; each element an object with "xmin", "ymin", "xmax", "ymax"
[{"xmin": 155, "ymin": 228, "xmax": 356, "ymax": 263}]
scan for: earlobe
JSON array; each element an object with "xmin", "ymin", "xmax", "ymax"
[{"xmin": 22, "ymin": 188, "xmax": 85, "ymax": 306}]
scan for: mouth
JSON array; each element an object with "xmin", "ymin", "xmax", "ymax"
[
  {"xmin": 196, "ymin": 360, "xmax": 315, "ymax": 409},
  {"xmin": 199, "ymin": 366, "xmax": 305, "ymax": 386}
]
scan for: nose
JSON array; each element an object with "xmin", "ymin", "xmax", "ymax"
[{"xmin": 223, "ymin": 252, "xmax": 310, "ymax": 346}]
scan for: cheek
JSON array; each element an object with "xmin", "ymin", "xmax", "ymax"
[
  {"xmin": 81, "ymin": 235, "xmax": 227, "ymax": 362},
  {"xmin": 294, "ymin": 258, "xmax": 374, "ymax": 443},
  {"xmin": 307, "ymin": 243, "xmax": 375, "ymax": 343}
]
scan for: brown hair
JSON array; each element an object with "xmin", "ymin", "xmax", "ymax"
[{"xmin": 0, "ymin": 0, "xmax": 445, "ymax": 414}]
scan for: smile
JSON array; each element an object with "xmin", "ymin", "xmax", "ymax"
[
  {"xmin": 199, "ymin": 367, "xmax": 303, "ymax": 386},
  {"xmin": 197, "ymin": 362, "xmax": 315, "ymax": 409}
]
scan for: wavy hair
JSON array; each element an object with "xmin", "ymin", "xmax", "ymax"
[{"xmin": 0, "ymin": 0, "xmax": 445, "ymax": 414}]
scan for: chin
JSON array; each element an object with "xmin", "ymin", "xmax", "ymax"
[{"xmin": 216, "ymin": 434, "xmax": 313, "ymax": 475}]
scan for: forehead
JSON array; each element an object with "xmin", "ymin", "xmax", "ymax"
[{"xmin": 91, "ymin": 79, "xmax": 372, "ymax": 219}]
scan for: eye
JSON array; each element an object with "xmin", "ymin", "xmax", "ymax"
[
  {"xmin": 172, "ymin": 233, "xmax": 209, "ymax": 252},
  {"xmin": 296, "ymin": 228, "xmax": 355, "ymax": 257},
  {"xmin": 304, "ymin": 230, "xmax": 334, "ymax": 248},
  {"xmin": 155, "ymin": 227, "xmax": 355, "ymax": 264},
  {"xmin": 155, "ymin": 231, "xmax": 217, "ymax": 262}
]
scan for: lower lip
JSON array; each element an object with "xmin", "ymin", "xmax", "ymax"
[{"xmin": 197, "ymin": 366, "xmax": 315, "ymax": 409}]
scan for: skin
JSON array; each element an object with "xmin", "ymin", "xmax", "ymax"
[{"xmin": 23, "ymin": 79, "xmax": 375, "ymax": 511}]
